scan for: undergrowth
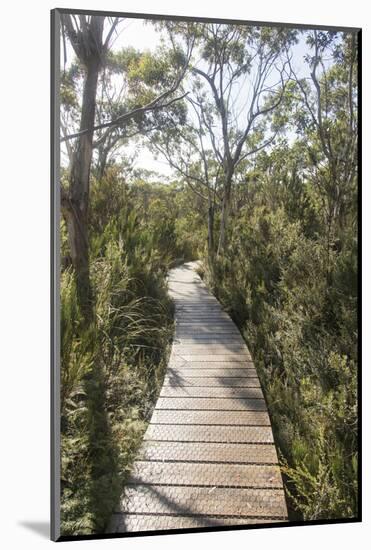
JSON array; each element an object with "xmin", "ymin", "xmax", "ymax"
[
  {"xmin": 202, "ymin": 205, "xmax": 358, "ymax": 521},
  {"xmin": 60, "ymin": 173, "xmax": 177, "ymax": 535}
]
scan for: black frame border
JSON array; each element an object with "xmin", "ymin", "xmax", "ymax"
[{"xmin": 51, "ymin": 7, "xmax": 362, "ymax": 542}]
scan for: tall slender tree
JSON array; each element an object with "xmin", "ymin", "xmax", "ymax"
[
  {"xmin": 287, "ymin": 30, "xmax": 358, "ymax": 280},
  {"xmin": 189, "ymin": 25, "xmax": 296, "ymax": 255},
  {"xmin": 148, "ymin": 24, "xmax": 296, "ymax": 257},
  {"xmin": 60, "ymin": 16, "xmax": 193, "ymax": 319},
  {"xmin": 61, "ymin": 15, "xmax": 119, "ymax": 318}
]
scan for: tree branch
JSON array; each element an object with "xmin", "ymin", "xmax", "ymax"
[{"xmin": 61, "ymin": 91, "xmax": 189, "ymax": 142}]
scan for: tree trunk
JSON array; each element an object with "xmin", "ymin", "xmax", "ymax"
[
  {"xmin": 207, "ymin": 201, "xmax": 215, "ymax": 274},
  {"xmin": 217, "ymin": 176, "xmax": 232, "ymax": 256},
  {"xmin": 217, "ymin": 197, "xmax": 227, "ymax": 256},
  {"xmin": 62, "ymin": 198, "xmax": 93, "ymax": 320},
  {"xmin": 96, "ymin": 144, "xmax": 109, "ymax": 180},
  {"xmin": 207, "ymin": 203, "xmax": 214, "ymax": 257},
  {"xmin": 66, "ymin": 58, "xmax": 101, "ymax": 321}
]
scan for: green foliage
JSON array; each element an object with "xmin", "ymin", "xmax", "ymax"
[
  {"xmin": 203, "ymin": 189, "xmax": 357, "ymax": 521},
  {"xmin": 60, "ymin": 177, "xmax": 177, "ymax": 535},
  {"xmin": 198, "ymin": 37, "xmax": 359, "ymax": 522},
  {"xmin": 60, "ymin": 24, "xmax": 357, "ymax": 532}
]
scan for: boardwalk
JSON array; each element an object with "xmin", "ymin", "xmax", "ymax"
[{"xmin": 109, "ymin": 263, "xmax": 288, "ymax": 533}]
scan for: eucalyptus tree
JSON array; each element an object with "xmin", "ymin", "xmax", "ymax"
[
  {"xmin": 286, "ymin": 30, "xmax": 358, "ymax": 278},
  {"xmin": 149, "ymin": 93, "xmax": 223, "ymax": 262},
  {"xmin": 60, "ymin": 15, "xmax": 193, "ymax": 318},
  {"xmin": 149, "ymin": 23, "xmax": 296, "ymax": 257},
  {"xmin": 190, "ymin": 25, "xmax": 297, "ymax": 255},
  {"xmin": 92, "ymin": 44, "xmax": 194, "ymax": 178},
  {"xmin": 60, "ymin": 15, "xmax": 114, "ymax": 316}
]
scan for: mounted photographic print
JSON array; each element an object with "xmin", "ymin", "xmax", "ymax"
[{"xmin": 51, "ymin": 8, "xmax": 361, "ymax": 541}]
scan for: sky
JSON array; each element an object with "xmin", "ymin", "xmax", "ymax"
[
  {"xmin": 60, "ymin": 16, "xmax": 340, "ymax": 179},
  {"xmin": 61, "ymin": 18, "xmax": 171, "ymax": 175}
]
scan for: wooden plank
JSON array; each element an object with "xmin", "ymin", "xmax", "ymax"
[
  {"xmin": 150, "ymin": 409, "xmax": 270, "ymax": 425},
  {"xmin": 120, "ymin": 485, "xmax": 287, "ymax": 519},
  {"xmin": 139, "ymin": 441, "xmax": 279, "ymax": 464},
  {"xmin": 111, "ymin": 263, "xmax": 287, "ymax": 534}
]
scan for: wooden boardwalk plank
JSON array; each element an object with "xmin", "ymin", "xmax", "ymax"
[
  {"xmin": 166, "ymin": 367, "xmax": 258, "ymax": 377},
  {"xmin": 109, "ymin": 515, "xmax": 286, "ymax": 532},
  {"xmin": 168, "ymin": 362, "xmax": 256, "ymax": 374},
  {"xmin": 159, "ymin": 386, "xmax": 264, "ymax": 399},
  {"xmin": 110, "ymin": 263, "xmax": 287, "ymax": 534},
  {"xmin": 156, "ymin": 397, "xmax": 267, "ymax": 411},
  {"xmin": 144, "ymin": 424, "xmax": 273, "ymax": 443},
  {"xmin": 150, "ymin": 409, "xmax": 271, "ymax": 425},
  {"xmin": 139, "ymin": 441, "xmax": 279, "ymax": 464},
  {"xmin": 129, "ymin": 462, "xmax": 283, "ymax": 488},
  {"xmin": 163, "ymin": 376, "xmax": 261, "ymax": 387},
  {"xmin": 119, "ymin": 486, "xmax": 287, "ymax": 518},
  {"xmin": 172, "ymin": 354, "xmax": 253, "ymax": 362}
]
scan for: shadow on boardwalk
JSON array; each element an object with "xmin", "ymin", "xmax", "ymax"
[{"xmin": 109, "ymin": 262, "xmax": 288, "ymax": 533}]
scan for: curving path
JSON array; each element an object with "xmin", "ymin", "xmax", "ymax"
[{"xmin": 109, "ymin": 262, "xmax": 288, "ymax": 533}]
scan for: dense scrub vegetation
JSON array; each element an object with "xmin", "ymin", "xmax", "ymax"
[
  {"xmin": 198, "ymin": 34, "xmax": 359, "ymax": 520},
  {"xmin": 200, "ymin": 170, "xmax": 358, "ymax": 520},
  {"xmin": 58, "ymin": 14, "xmax": 358, "ymax": 535},
  {"xmin": 60, "ymin": 172, "xmax": 194, "ymax": 534}
]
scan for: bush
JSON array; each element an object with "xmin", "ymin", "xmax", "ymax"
[
  {"xmin": 60, "ymin": 196, "xmax": 174, "ymax": 535},
  {"xmin": 205, "ymin": 203, "xmax": 358, "ymax": 520}
]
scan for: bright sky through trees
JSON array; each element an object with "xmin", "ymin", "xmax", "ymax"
[{"xmin": 60, "ymin": 17, "xmax": 339, "ymax": 178}]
